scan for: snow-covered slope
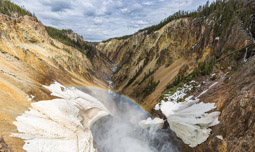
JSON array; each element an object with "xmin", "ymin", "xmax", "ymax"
[
  {"xmin": 141, "ymin": 79, "xmax": 221, "ymax": 148},
  {"xmin": 142, "ymin": 95, "xmax": 220, "ymax": 148},
  {"xmin": 158, "ymin": 96, "xmax": 220, "ymax": 147},
  {"xmin": 12, "ymin": 82, "xmax": 110, "ymax": 152}
]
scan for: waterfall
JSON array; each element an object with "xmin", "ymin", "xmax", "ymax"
[
  {"xmin": 11, "ymin": 77, "xmax": 220, "ymax": 151},
  {"xmin": 110, "ymin": 64, "xmax": 118, "ymax": 73},
  {"xmin": 12, "ymin": 82, "xmax": 181, "ymax": 152},
  {"xmin": 90, "ymin": 80, "xmax": 181, "ymax": 152},
  {"xmin": 243, "ymin": 47, "xmax": 248, "ymax": 62}
]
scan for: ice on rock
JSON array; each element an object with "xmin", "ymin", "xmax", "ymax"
[
  {"xmin": 197, "ymin": 82, "xmax": 218, "ymax": 98},
  {"xmin": 154, "ymin": 103, "xmax": 160, "ymax": 111},
  {"xmin": 139, "ymin": 117, "xmax": 164, "ymax": 129},
  {"xmin": 216, "ymin": 135, "xmax": 223, "ymax": 141},
  {"xmin": 11, "ymin": 81, "xmax": 110, "ymax": 152},
  {"xmin": 158, "ymin": 96, "xmax": 220, "ymax": 147},
  {"xmin": 147, "ymin": 80, "xmax": 221, "ymax": 147}
]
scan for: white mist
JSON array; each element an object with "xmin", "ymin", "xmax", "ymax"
[{"xmin": 12, "ymin": 82, "xmax": 180, "ymax": 152}]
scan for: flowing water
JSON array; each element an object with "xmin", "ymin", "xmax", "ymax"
[
  {"xmin": 11, "ymin": 66, "xmax": 220, "ymax": 152},
  {"xmin": 78, "ymin": 87, "xmax": 181, "ymax": 152},
  {"xmin": 243, "ymin": 48, "xmax": 248, "ymax": 62}
]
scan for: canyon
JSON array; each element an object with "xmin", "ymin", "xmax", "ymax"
[{"xmin": 0, "ymin": 0, "xmax": 255, "ymax": 152}]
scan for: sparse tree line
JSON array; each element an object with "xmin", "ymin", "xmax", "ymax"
[
  {"xmin": 0, "ymin": 0, "xmax": 95, "ymax": 56},
  {"xmin": 140, "ymin": 0, "xmax": 254, "ymax": 34},
  {"xmin": 45, "ymin": 26, "xmax": 93, "ymax": 55},
  {"xmin": 107, "ymin": 0, "xmax": 254, "ymax": 41},
  {"xmin": 0, "ymin": 0, "xmax": 35, "ymax": 17}
]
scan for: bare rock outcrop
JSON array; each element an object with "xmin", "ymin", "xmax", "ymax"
[
  {"xmin": 0, "ymin": 136, "xmax": 11, "ymax": 152},
  {"xmin": 0, "ymin": 14, "xmax": 112, "ymax": 151}
]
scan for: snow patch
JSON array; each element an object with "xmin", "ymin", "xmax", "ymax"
[
  {"xmin": 154, "ymin": 103, "xmax": 160, "ymax": 111},
  {"xmin": 163, "ymin": 83, "xmax": 193, "ymax": 102},
  {"xmin": 27, "ymin": 94, "xmax": 35, "ymax": 101},
  {"xmin": 243, "ymin": 48, "xmax": 248, "ymax": 62},
  {"xmin": 156, "ymin": 96, "xmax": 220, "ymax": 147},
  {"xmin": 12, "ymin": 81, "xmax": 110, "ymax": 152},
  {"xmin": 139, "ymin": 117, "xmax": 164, "ymax": 129},
  {"xmin": 197, "ymin": 81, "xmax": 218, "ymax": 98},
  {"xmin": 147, "ymin": 79, "xmax": 221, "ymax": 147},
  {"xmin": 192, "ymin": 43, "xmax": 197, "ymax": 49},
  {"xmin": 216, "ymin": 135, "xmax": 224, "ymax": 141}
]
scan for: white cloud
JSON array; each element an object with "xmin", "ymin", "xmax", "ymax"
[
  {"xmin": 10, "ymin": 0, "xmax": 211, "ymax": 41},
  {"xmin": 120, "ymin": 8, "xmax": 129, "ymax": 13},
  {"xmin": 93, "ymin": 18, "xmax": 104, "ymax": 25},
  {"xmin": 143, "ymin": 1, "xmax": 153, "ymax": 6},
  {"xmin": 135, "ymin": 20, "xmax": 148, "ymax": 25}
]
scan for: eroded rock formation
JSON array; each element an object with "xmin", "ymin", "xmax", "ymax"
[{"xmin": 0, "ymin": 14, "xmax": 112, "ymax": 151}]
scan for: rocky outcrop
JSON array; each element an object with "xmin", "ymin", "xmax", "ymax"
[
  {"xmin": 0, "ymin": 14, "xmax": 112, "ymax": 151},
  {"xmin": 98, "ymin": 15, "xmax": 251, "ymax": 111},
  {"xmin": 1, "ymin": 0, "xmax": 254, "ymax": 151},
  {"xmin": 97, "ymin": 1, "xmax": 255, "ymax": 151},
  {"xmin": 0, "ymin": 136, "xmax": 11, "ymax": 152},
  {"xmin": 183, "ymin": 54, "xmax": 255, "ymax": 152},
  {"xmin": 64, "ymin": 29, "xmax": 84, "ymax": 42}
]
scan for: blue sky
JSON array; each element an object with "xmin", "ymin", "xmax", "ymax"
[{"xmin": 11, "ymin": 0, "xmax": 211, "ymax": 41}]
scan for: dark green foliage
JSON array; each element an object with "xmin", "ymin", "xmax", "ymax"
[
  {"xmin": 139, "ymin": 69, "xmax": 155, "ymax": 85},
  {"xmin": 45, "ymin": 26, "xmax": 92, "ymax": 54},
  {"xmin": 212, "ymin": 0, "xmax": 255, "ymax": 37},
  {"xmin": 125, "ymin": 66, "xmax": 143, "ymax": 88},
  {"xmin": 164, "ymin": 75, "xmax": 187, "ymax": 96},
  {"xmin": 0, "ymin": 0, "xmax": 96, "ymax": 56},
  {"xmin": 0, "ymin": 48, "xmax": 7, "ymax": 54},
  {"xmin": 0, "ymin": 48, "xmax": 20, "ymax": 60},
  {"xmin": 163, "ymin": 59, "xmax": 215, "ymax": 96},
  {"xmin": 138, "ymin": 0, "xmax": 212, "ymax": 34},
  {"xmin": 211, "ymin": 75, "xmax": 217, "ymax": 80},
  {"xmin": 191, "ymin": 60, "xmax": 214, "ymax": 78},
  {"xmin": 0, "ymin": 0, "xmax": 34, "ymax": 17},
  {"xmin": 138, "ymin": 0, "xmax": 255, "ymax": 35},
  {"xmin": 50, "ymin": 41, "xmax": 60, "ymax": 49},
  {"xmin": 157, "ymin": 0, "xmax": 255, "ymax": 101},
  {"xmin": 14, "ymin": 56, "xmax": 19, "ymax": 60},
  {"xmin": 124, "ymin": 55, "xmax": 151, "ymax": 88},
  {"xmin": 172, "ymin": 75, "xmax": 184, "ymax": 86},
  {"xmin": 160, "ymin": 94, "xmax": 167, "ymax": 100},
  {"xmin": 100, "ymin": 0, "xmax": 255, "ymax": 42},
  {"xmin": 143, "ymin": 77, "xmax": 160, "ymax": 97},
  {"xmin": 252, "ymin": 15, "xmax": 255, "ymax": 36}
]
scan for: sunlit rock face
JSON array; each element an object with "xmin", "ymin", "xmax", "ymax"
[
  {"xmin": 154, "ymin": 96, "xmax": 220, "ymax": 147},
  {"xmin": 0, "ymin": 13, "xmax": 112, "ymax": 151},
  {"xmin": 12, "ymin": 82, "xmax": 110, "ymax": 152}
]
